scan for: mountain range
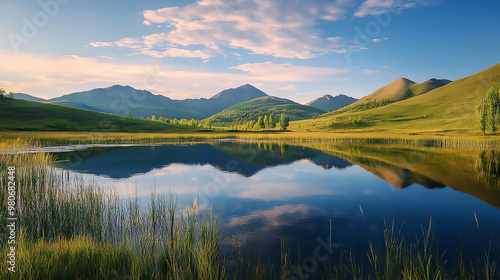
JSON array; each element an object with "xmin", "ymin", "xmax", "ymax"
[
  {"xmin": 306, "ymin": 94, "xmax": 358, "ymax": 111},
  {"xmin": 13, "ymin": 84, "xmax": 355, "ymax": 122},
  {"xmin": 8, "ymin": 63, "xmax": 500, "ymax": 133}
]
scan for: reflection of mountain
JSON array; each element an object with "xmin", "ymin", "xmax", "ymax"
[
  {"xmin": 356, "ymin": 159, "xmax": 446, "ymax": 189},
  {"xmin": 302, "ymin": 142, "xmax": 500, "ymax": 208},
  {"xmin": 55, "ymin": 143, "xmax": 352, "ymax": 179},
  {"xmin": 211, "ymin": 142, "xmax": 352, "ymax": 171}
]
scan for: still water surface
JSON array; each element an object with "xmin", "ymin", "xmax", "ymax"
[{"xmin": 50, "ymin": 141, "xmax": 500, "ymax": 263}]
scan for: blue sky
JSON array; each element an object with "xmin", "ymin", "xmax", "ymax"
[{"xmin": 0, "ymin": 0, "xmax": 499, "ymax": 103}]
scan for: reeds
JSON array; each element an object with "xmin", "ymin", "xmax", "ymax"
[
  {"xmin": 2, "ymin": 130, "xmax": 500, "ymax": 149},
  {"xmin": 0, "ymin": 139, "xmax": 225, "ymax": 280}
]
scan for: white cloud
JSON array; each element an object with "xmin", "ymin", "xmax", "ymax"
[
  {"xmin": 142, "ymin": 20, "xmax": 151, "ymax": 26},
  {"xmin": 230, "ymin": 62, "xmax": 349, "ymax": 81},
  {"xmin": 88, "ymin": 41, "xmax": 113, "ymax": 47},
  {"xmin": 0, "ymin": 50, "xmax": 347, "ymax": 99},
  {"xmin": 355, "ymin": 0, "xmax": 425, "ymax": 17},
  {"xmin": 280, "ymin": 85, "xmax": 297, "ymax": 91},
  {"xmin": 228, "ymin": 204, "xmax": 314, "ymax": 228},
  {"xmin": 90, "ymin": 0, "xmax": 357, "ymax": 60},
  {"xmin": 371, "ymin": 37, "xmax": 388, "ymax": 43},
  {"xmin": 362, "ymin": 69, "xmax": 380, "ymax": 74}
]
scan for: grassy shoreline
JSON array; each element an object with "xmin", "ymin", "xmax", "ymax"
[{"xmin": 1, "ymin": 131, "xmax": 500, "ymax": 148}]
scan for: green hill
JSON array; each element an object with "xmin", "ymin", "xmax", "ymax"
[
  {"xmin": 207, "ymin": 96, "xmax": 325, "ymax": 126},
  {"xmin": 358, "ymin": 77, "xmax": 416, "ymax": 103},
  {"xmin": 306, "ymin": 94, "xmax": 358, "ymax": 112},
  {"xmin": 291, "ymin": 63, "xmax": 500, "ymax": 134},
  {"xmin": 0, "ymin": 98, "xmax": 195, "ymax": 132},
  {"xmin": 319, "ymin": 77, "xmax": 451, "ymax": 119},
  {"xmin": 408, "ymin": 78, "xmax": 452, "ymax": 97}
]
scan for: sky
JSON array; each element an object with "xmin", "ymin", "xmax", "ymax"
[{"xmin": 0, "ymin": 0, "xmax": 499, "ymax": 103}]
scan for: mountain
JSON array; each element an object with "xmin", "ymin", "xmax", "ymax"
[
  {"xmin": 48, "ymin": 85, "xmax": 205, "ymax": 119},
  {"xmin": 351, "ymin": 77, "xmax": 452, "ymax": 105},
  {"xmin": 356, "ymin": 77, "xmax": 416, "ymax": 104},
  {"xmin": 306, "ymin": 94, "xmax": 358, "ymax": 112},
  {"xmin": 13, "ymin": 93, "xmax": 47, "ymax": 102},
  {"xmin": 207, "ymin": 84, "xmax": 268, "ymax": 112},
  {"xmin": 408, "ymin": 78, "xmax": 452, "ymax": 96},
  {"xmin": 47, "ymin": 84, "xmax": 268, "ymax": 119},
  {"xmin": 208, "ymin": 96, "xmax": 325, "ymax": 126},
  {"xmin": 292, "ymin": 63, "xmax": 500, "ymax": 133},
  {"xmin": 0, "ymin": 98, "xmax": 194, "ymax": 132}
]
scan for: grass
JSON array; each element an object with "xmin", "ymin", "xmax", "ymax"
[
  {"xmin": 2, "ymin": 130, "xmax": 500, "ymax": 149},
  {"xmin": 0, "ymin": 98, "xmax": 200, "ymax": 132},
  {"xmin": 0, "ymin": 139, "xmax": 225, "ymax": 279},
  {"xmin": 0, "ymin": 139, "xmax": 499, "ymax": 279}
]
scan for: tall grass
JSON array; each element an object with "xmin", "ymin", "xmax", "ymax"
[
  {"xmin": 0, "ymin": 139, "xmax": 499, "ymax": 279},
  {"xmin": 0, "ymin": 139, "xmax": 225, "ymax": 280},
  {"xmin": 2, "ymin": 130, "xmax": 500, "ymax": 148}
]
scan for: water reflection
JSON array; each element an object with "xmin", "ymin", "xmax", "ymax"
[
  {"xmin": 54, "ymin": 142, "xmax": 352, "ymax": 179},
  {"xmin": 475, "ymin": 150, "xmax": 500, "ymax": 189},
  {"xmin": 49, "ymin": 141, "xmax": 500, "ymax": 262}
]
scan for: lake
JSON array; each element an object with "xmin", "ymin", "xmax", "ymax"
[{"xmin": 49, "ymin": 141, "xmax": 500, "ymax": 270}]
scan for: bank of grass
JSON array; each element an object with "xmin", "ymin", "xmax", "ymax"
[
  {"xmin": 2, "ymin": 130, "xmax": 500, "ymax": 149},
  {"xmin": 0, "ymin": 140, "xmax": 225, "ymax": 280},
  {"xmin": 0, "ymin": 139, "xmax": 499, "ymax": 279}
]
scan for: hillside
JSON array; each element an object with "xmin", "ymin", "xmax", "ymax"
[
  {"xmin": 291, "ymin": 63, "xmax": 500, "ymax": 133},
  {"xmin": 44, "ymin": 84, "xmax": 267, "ymax": 120},
  {"xmin": 408, "ymin": 78, "xmax": 452, "ymax": 96},
  {"xmin": 358, "ymin": 77, "xmax": 416, "ymax": 103},
  {"xmin": 318, "ymin": 77, "xmax": 452, "ymax": 120},
  {"xmin": 0, "ymin": 98, "xmax": 194, "ymax": 132},
  {"xmin": 13, "ymin": 93, "xmax": 47, "ymax": 102},
  {"xmin": 48, "ymin": 85, "xmax": 206, "ymax": 119},
  {"xmin": 306, "ymin": 94, "xmax": 358, "ymax": 112},
  {"xmin": 207, "ymin": 96, "xmax": 325, "ymax": 126}
]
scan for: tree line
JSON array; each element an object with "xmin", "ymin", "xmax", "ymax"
[
  {"xmin": 243, "ymin": 112, "xmax": 289, "ymax": 131},
  {"xmin": 140, "ymin": 114, "xmax": 212, "ymax": 129},
  {"xmin": 476, "ymin": 87, "xmax": 500, "ymax": 134},
  {"xmin": 0, "ymin": 88, "xmax": 15, "ymax": 99}
]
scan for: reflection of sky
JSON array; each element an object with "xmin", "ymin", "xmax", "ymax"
[{"xmin": 55, "ymin": 151, "xmax": 500, "ymax": 263}]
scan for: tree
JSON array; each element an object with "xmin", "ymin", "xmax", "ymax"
[
  {"xmin": 279, "ymin": 113, "xmax": 289, "ymax": 131},
  {"xmin": 206, "ymin": 120, "xmax": 212, "ymax": 129},
  {"xmin": 151, "ymin": 115, "xmax": 156, "ymax": 121},
  {"xmin": 476, "ymin": 98, "xmax": 488, "ymax": 135},
  {"xmin": 486, "ymin": 87, "xmax": 500, "ymax": 134},
  {"xmin": 247, "ymin": 120, "xmax": 254, "ymax": 129},
  {"xmin": 128, "ymin": 111, "xmax": 132, "ymax": 117},
  {"xmin": 8, "ymin": 92, "xmax": 14, "ymax": 99},
  {"xmin": 269, "ymin": 112, "xmax": 277, "ymax": 129},
  {"xmin": 0, "ymin": 88, "xmax": 5, "ymax": 99},
  {"xmin": 258, "ymin": 116, "xmax": 265, "ymax": 129},
  {"xmin": 190, "ymin": 119, "xmax": 198, "ymax": 127},
  {"xmin": 264, "ymin": 115, "xmax": 270, "ymax": 129}
]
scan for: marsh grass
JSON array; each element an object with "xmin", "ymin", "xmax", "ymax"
[
  {"xmin": 0, "ymin": 139, "xmax": 225, "ymax": 280},
  {"xmin": 0, "ymin": 139, "xmax": 499, "ymax": 279},
  {"xmin": 2, "ymin": 131, "xmax": 500, "ymax": 149}
]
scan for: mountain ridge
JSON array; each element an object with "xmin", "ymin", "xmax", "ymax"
[
  {"xmin": 41, "ymin": 84, "xmax": 267, "ymax": 119},
  {"xmin": 306, "ymin": 94, "xmax": 358, "ymax": 112},
  {"xmin": 292, "ymin": 63, "xmax": 500, "ymax": 133}
]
